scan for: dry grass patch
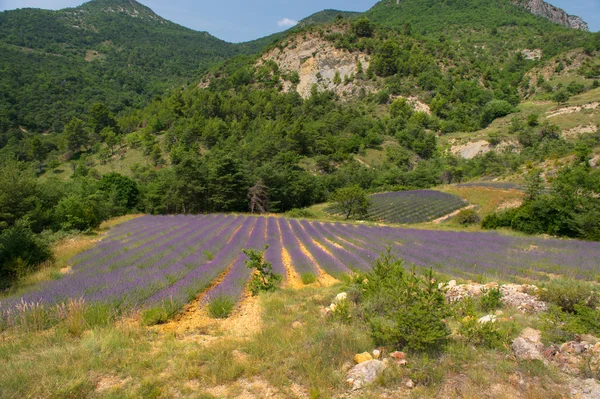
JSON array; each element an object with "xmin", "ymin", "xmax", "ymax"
[{"xmin": 438, "ymin": 186, "xmax": 525, "ymax": 217}]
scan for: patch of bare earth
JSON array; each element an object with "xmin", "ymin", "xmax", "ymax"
[
  {"xmin": 497, "ymin": 198, "xmax": 524, "ymax": 212},
  {"xmin": 562, "ymin": 124, "xmax": 598, "ymax": 139},
  {"xmin": 547, "ymin": 102, "xmax": 599, "ymax": 118},
  {"xmin": 155, "ymin": 266, "xmax": 262, "ymax": 341},
  {"xmin": 282, "ymin": 246, "xmax": 305, "ymax": 290},
  {"xmin": 95, "ymin": 374, "xmax": 130, "ymax": 393},
  {"xmin": 431, "ymin": 205, "xmax": 476, "ymax": 224},
  {"xmin": 205, "ymin": 377, "xmax": 309, "ymax": 399}
]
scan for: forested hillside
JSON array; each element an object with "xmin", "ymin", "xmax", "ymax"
[{"xmin": 0, "ymin": 0, "xmax": 246, "ymax": 134}]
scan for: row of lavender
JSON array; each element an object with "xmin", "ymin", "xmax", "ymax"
[{"xmin": 2, "ymin": 215, "xmax": 599, "ymax": 320}]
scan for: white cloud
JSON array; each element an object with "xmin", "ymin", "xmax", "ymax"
[{"xmin": 277, "ymin": 17, "xmax": 297, "ymax": 28}]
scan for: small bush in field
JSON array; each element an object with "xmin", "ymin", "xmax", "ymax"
[
  {"xmin": 208, "ymin": 296, "xmax": 235, "ymax": 319},
  {"xmin": 244, "ymin": 246, "xmax": 282, "ymax": 296},
  {"xmin": 480, "ymin": 287, "xmax": 503, "ymax": 312},
  {"xmin": 301, "ymin": 273, "xmax": 317, "ymax": 285},
  {"xmin": 354, "ymin": 249, "xmax": 450, "ymax": 352},
  {"xmin": 537, "ymin": 278, "xmax": 598, "ymax": 313},
  {"xmin": 330, "ymin": 298, "xmax": 352, "ymax": 323},
  {"xmin": 454, "ymin": 208, "xmax": 480, "ymax": 226}
]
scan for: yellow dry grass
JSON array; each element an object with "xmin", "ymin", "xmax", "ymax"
[{"xmin": 438, "ymin": 186, "xmax": 525, "ymax": 217}]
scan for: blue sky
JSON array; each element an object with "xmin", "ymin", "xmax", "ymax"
[{"xmin": 0, "ymin": 0, "xmax": 597, "ymax": 42}]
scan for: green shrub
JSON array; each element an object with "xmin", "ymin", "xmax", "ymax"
[
  {"xmin": 54, "ymin": 195, "xmax": 103, "ymax": 231},
  {"xmin": 208, "ymin": 296, "xmax": 235, "ymax": 319},
  {"xmin": 480, "ymin": 100, "xmax": 514, "ymax": 127},
  {"xmin": 537, "ymin": 278, "xmax": 598, "ymax": 313},
  {"xmin": 454, "ymin": 209, "xmax": 481, "ymax": 226},
  {"xmin": 457, "ymin": 315, "xmax": 508, "ymax": 349},
  {"xmin": 355, "ymin": 250, "xmax": 450, "ymax": 352},
  {"xmin": 244, "ymin": 246, "xmax": 282, "ymax": 296},
  {"xmin": 330, "ymin": 298, "xmax": 352, "ymax": 324},
  {"xmin": 480, "ymin": 287, "xmax": 503, "ymax": 312},
  {"xmin": 541, "ymin": 304, "xmax": 600, "ymax": 343},
  {"xmin": 141, "ymin": 302, "xmax": 177, "ymax": 326},
  {"xmin": 301, "ymin": 273, "xmax": 317, "ymax": 285},
  {"xmin": 0, "ymin": 219, "xmax": 53, "ymax": 288},
  {"xmin": 285, "ymin": 208, "xmax": 317, "ymax": 219}
]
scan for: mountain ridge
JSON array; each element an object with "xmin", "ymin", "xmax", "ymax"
[{"xmin": 514, "ymin": 0, "xmax": 588, "ymax": 31}]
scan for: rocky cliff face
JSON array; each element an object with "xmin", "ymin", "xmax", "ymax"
[
  {"xmin": 258, "ymin": 33, "xmax": 374, "ymax": 99},
  {"xmin": 514, "ymin": 0, "xmax": 588, "ymax": 31}
]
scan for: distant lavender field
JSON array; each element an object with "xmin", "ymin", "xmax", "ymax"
[
  {"xmin": 327, "ymin": 190, "xmax": 467, "ymax": 224},
  {"xmin": 1, "ymin": 214, "xmax": 599, "ymax": 318}
]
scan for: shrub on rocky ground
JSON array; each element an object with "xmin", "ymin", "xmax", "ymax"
[
  {"xmin": 537, "ymin": 279, "xmax": 598, "ymax": 313},
  {"xmin": 480, "ymin": 287, "xmax": 503, "ymax": 312},
  {"xmin": 352, "ymin": 250, "xmax": 450, "ymax": 352}
]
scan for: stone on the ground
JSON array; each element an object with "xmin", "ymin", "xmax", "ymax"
[
  {"xmin": 291, "ymin": 321, "xmax": 303, "ymax": 329},
  {"xmin": 570, "ymin": 378, "xmax": 600, "ymax": 399},
  {"xmin": 354, "ymin": 352, "xmax": 373, "ymax": 364},
  {"xmin": 445, "ymin": 282, "xmax": 547, "ymax": 312},
  {"xmin": 372, "ymin": 349, "xmax": 381, "ymax": 359},
  {"xmin": 390, "ymin": 351, "xmax": 407, "ymax": 366},
  {"xmin": 346, "ymin": 360, "xmax": 386, "ymax": 390},
  {"xmin": 512, "ymin": 328, "xmax": 545, "ymax": 361},
  {"xmin": 333, "ymin": 292, "xmax": 347, "ymax": 304},
  {"xmin": 405, "ymin": 379, "xmax": 415, "ymax": 389},
  {"xmin": 478, "ymin": 314, "xmax": 497, "ymax": 324}
]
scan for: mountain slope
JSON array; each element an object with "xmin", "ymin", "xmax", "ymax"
[
  {"xmin": 365, "ymin": 0, "xmax": 588, "ymax": 37},
  {"xmin": 0, "ymin": 0, "xmax": 243, "ymax": 133}
]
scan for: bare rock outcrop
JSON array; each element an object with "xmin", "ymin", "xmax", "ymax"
[
  {"xmin": 258, "ymin": 33, "xmax": 374, "ymax": 99},
  {"xmin": 512, "ymin": 328, "xmax": 545, "ymax": 361},
  {"xmin": 444, "ymin": 282, "xmax": 548, "ymax": 313},
  {"xmin": 514, "ymin": 0, "xmax": 588, "ymax": 31}
]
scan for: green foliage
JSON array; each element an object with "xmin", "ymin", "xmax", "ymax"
[
  {"xmin": 244, "ymin": 246, "xmax": 282, "ymax": 296},
  {"xmin": 301, "ymin": 273, "xmax": 317, "ymax": 285},
  {"xmin": 351, "ymin": 17, "xmax": 374, "ymax": 38},
  {"xmin": 285, "ymin": 208, "xmax": 318, "ymax": 219},
  {"xmin": 541, "ymin": 304, "xmax": 600, "ymax": 343},
  {"xmin": 331, "ymin": 186, "xmax": 370, "ymax": 220},
  {"xmin": 482, "ymin": 166, "xmax": 600, "ymax": 240},
  {"xmin": 99, "ymin": 172, "xmax": 140, "ymax": 212},
  {"xmin": 456, "ymin": 314, "xmax": 510, "ymax": 349},
  {"xmin": 0, "ymin": 159, "xmax": 39, "ymax": 229},
  {"xmin": 0, "ymin": 219, "xmax": 52, "ymax": 288},
  {"xmin": 480, "ymin": 288, "xmax": 503, "ymax": 312},
  {"xmin": 355, "ymin": 250, "xmax": 450, "ymax": 352},
  {"xmin": 141, "ymin": 301, "xmax": 178, "ymax": 326},
  {"xmin": 481, "ymin": 100, "xmax": 514, "ymax": 127},
  {"xmin": 553, "ymin": 89, "xmax": 571, "ymax": 105},
  {"xmin": 0, "ymin": 3, "xmax": 253, "ymax": 134},
  {"xmin": 208, "ymin": 295, "xmax": 236, "ymax": 319},
  {"xmin": 537, "ymin": 279, "xmax": 598, "ymax": 313},
  {"xmin": 54, "ymin": 194, "xmax": 103, "ymax": 231},
  {"xmin": 454, "ymin": 209, "xmax": 481, "ymax": 226}
]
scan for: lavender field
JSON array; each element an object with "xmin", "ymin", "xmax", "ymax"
[
  {"xmin": 2, "ymin": 214, "xmax": 600, "ymax": 319},
  {"xmin": 327, "ymin": 190, "xmax": 467, "ymax": 224}
]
